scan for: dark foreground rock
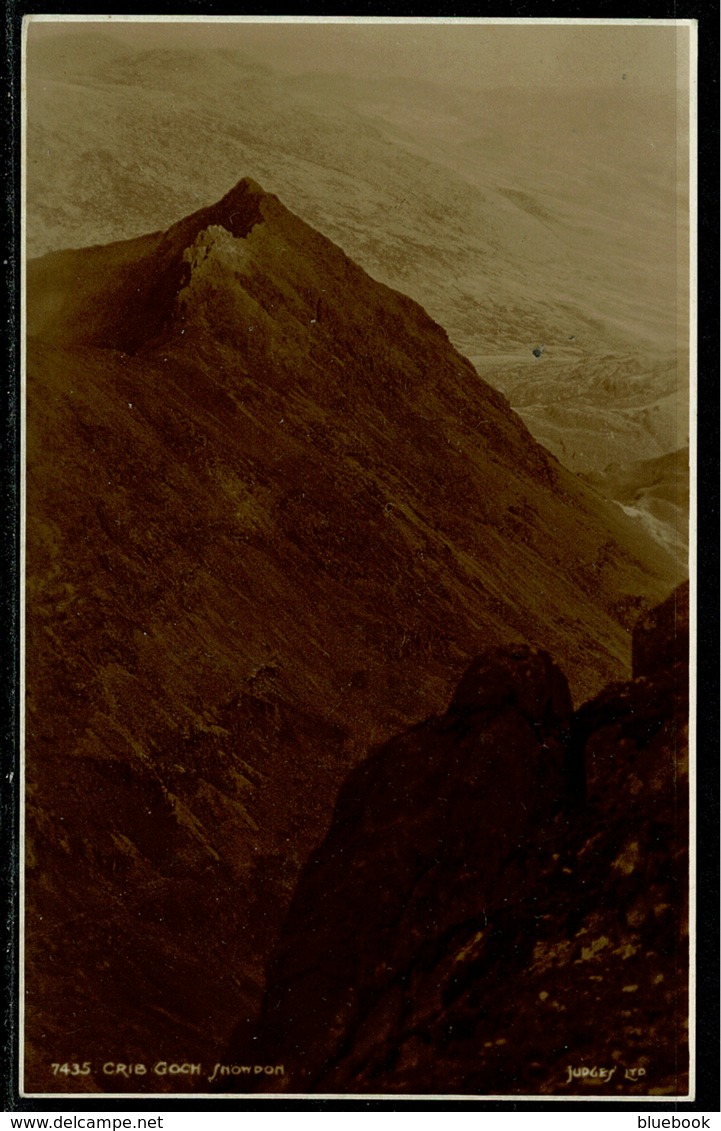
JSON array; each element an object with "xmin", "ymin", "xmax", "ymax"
[
  {"xmin": 632, "ymin": 578, "xmax": 689, "ymax": 679},
  {"xmin": 222, "ymin": 589, "xmax": 689, "ymax": 1097}
]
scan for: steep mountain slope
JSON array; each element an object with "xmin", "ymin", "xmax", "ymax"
[
  {"xmin": 229, "ymin": 583, "xmax": 688, "ymax": 1096},
  {"xmin": 25, "ymin": 178, "xmax": 678, "ymax": 1094},
  {"xmin": 25, "ymin": 29, "xmax": 689, "ymax": 490}
]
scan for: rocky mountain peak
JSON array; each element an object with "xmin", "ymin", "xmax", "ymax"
[
  {"xmin": 203, "ymin": 174, "xmax": 268, "ymax": 237},
  {"xmin": 26, "ymin": 174, "xmax": 274, "ymax": 353}
]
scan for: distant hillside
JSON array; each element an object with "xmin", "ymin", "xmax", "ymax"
[{"xmin": 582, "ymin": 447, "xmax": 690, "ymax": 561}]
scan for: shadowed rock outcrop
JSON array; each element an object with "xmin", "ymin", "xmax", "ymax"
[
  {"xmin": 224, "ymin": 588, "xmax": 688, "ymax": 1097},
  {"xmin": 632, "ymin": 578, "xmax": 689, "ymax": 679}
]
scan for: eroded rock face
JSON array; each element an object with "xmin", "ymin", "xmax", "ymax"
[{"xmin": 224, "ymin": 592, "xmax": 688, "ymax": 1096}]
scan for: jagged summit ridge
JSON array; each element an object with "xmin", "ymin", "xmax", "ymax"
[
  {"xmin": 26, "ymin": 173, "xmax": 450, "ymax": 361},
  {"xmin": 26, "ymin": 175, "xmax": 272, "ymax": 351}
]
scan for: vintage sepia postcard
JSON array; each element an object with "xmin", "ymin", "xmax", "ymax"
[{"xmin": 19, "ymin": 15, "xmax": 696, "ymax": 1102}]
